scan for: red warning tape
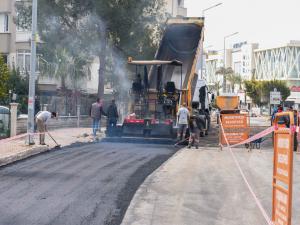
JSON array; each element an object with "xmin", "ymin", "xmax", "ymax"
[
  {"xmin": 230, "ymin": 126, "xmax": 275, "ymax": 148},
  {"xmin": 219, "ymin": 117, "xmax": 274, "ymax": 225}
]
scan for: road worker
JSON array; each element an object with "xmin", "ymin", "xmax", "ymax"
[
  {"xmin": 90, "ymin": 98, "xmax": 107, "ymax": 141},
  {"xmin": 177, "ymin": 103, "xmax": 189, "ymax": 141},
  {"xmin": 188, "ymin": 113, "xmax": 201, "ymax": 149},
  {"xmin": 106, "ymin": 99, "xmax": 119, "ymax": 136},
  {"xmin": 35, "ymin": 111, "xmax": 57, "ymax": 145}
]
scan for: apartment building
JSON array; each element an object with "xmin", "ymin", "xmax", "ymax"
[
  {"xmin": 224, "ymin": 41, "xmax": 259, "ymax": 80},
  {"xmin": 0, "ymin": 0, "xmax": 16, "ymax": 65},
  {"xmin": 0, "ymin": 0, "xmax": 31, "ymax": 70},
  {"xmin": 165, "ymin": 0, "xmax": 187, "ymax": 17}
]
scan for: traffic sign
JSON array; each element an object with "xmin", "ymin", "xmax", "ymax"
[
  {"xmin": 220, "ymin": 114, "xmax": 249, "ymax": 145},
  {"xmin": 270, "ymin": 91, "xmax": 281, "ymax": 105}
]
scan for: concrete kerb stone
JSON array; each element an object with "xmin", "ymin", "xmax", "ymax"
[
  {"xmin": 0, "ymin": 129, "xmax": 104, "ymax": 168},
  {"xmin": 121, "ymin": 146, "xmax": 187, "ymax": 224},
  {"xmin": 0, "ymin": 145, "xmax": 49, "ymax": 167}
]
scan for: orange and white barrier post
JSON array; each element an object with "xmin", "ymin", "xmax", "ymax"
[{"xmin": 272, "ymin": 112, "xmax": 294, "ymax": 225}]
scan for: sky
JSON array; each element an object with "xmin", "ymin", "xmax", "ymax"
[{"xmin": 185, "ymin": 0, "xmax": 300, "ymax": 50}]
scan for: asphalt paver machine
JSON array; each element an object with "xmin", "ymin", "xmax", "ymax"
[{"xmin": 114, "ymin": 17, "xmax": 212, "ymax": 140}]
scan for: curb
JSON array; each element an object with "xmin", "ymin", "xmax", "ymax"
[
  {"xmin": 0, "ymin": 146, "xmax": 50, "ymax": 167},
  {"xmin": 121, "ymin": 146, "xmax": 186, "ymax": 224}
]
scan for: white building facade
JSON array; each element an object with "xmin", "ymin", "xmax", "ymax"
[
  {"xmin": 254, "ymin": 41, "xmax": 300, "ymax": 104},
  {"xmin": 165, "ymin": 0, "xmax": 187, "ymax": 17},
  {"xmin": 205, "ymin": 41, "xmax": 258, "ymax": 94},
  {"xmin": 205, "ymin": 40, "xmax": 300, "ymax": 105},
  {"xmin": 226, "ymin": 42, "xmax": 258, "ymax": 80}
]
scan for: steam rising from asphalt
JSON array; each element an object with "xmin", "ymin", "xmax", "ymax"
[{"xmin": 41, "ymin": 12, "xmax": 131, "ymax": 118}]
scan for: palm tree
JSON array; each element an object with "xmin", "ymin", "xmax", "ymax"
[
  {"xmin": 210, "ymin": 80, "xmax": 221, "ymax": 96},
  {"xmin": 216, "ymin": 67, "xmax": 234, "ymax": 92},
  {"xmin": 69, "ymin": 55, "xmax": 91, "ymax": 90},
  {"xmin": 40, "ymin": 48, "xmax": 91, "ymax": 91},
  {"xmin": 227, "ymin": 73, "xmax": 243, "ymax": 93}
]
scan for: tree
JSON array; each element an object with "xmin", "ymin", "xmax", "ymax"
[
  {"xmin": 0, "ymin": 56, "xmax": 9, "ymax": 102},
  {"xmin": 244, "ymin": 80, "xmax": 262, "ymax": 106},
  {"xmin": 227, "ymin": 73, "xmax": 243, "ymax": 92},
  {"xmin": 6, "ymin": 68, "xmax": 32, "ymax": 113},
  {"xmin": 40, "ymin": 48, "xmax": 92, "ymax": 91},
  {"xmin": 244, "ymin": 80, "xmax": 291, "ymax": 106},
  {"xmin": 210, "ymin": 80, "xmax": 221, "ymax": 96},
  {"xmin": 16, "ymin": 0, "xmax": 165, "ymax": 97},
  {"xmin": 261, "ymin": 80, "xmax": 290, "ymax": 103},
  {"xmin": 216, "ymin": 67, "xmax": 234, "ymax": 92}
]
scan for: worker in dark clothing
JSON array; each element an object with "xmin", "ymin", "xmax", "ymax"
[
  {"xmin": 106, "ymin": 99, "xmax": 119, "ymax": 135},
  {"xmin": 90, "ymin": 98, "xmax": 106, "ymax": 141},
  {"xmin": 287, "ymin": 107, "xmax": 298, "ymax": 151},
  {"xmin": 188, "ymin": 110, "xmax": 201, "ymax": 149}
]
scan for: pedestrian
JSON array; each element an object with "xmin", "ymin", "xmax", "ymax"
[
  {"xmin": 35, "ymin": 111, "xmax": 57, "ymax": 145},
  {"xmin": 106, "ymin": 99, "xmax": 119, "ymax": 135},
  {"xmin": 177, "ymin": 103, "xmax": 189, "ymax": 141},
  {"xmin": 90, "ymin": 98, "xmax": 106, "ymax": 140},
  {"xmin": 188, "ymin": 113, "xmax": 201, "ymax": 149},
  {"xmin": 271, "ymin": 105, "xmax": 284, "ymax": 125},
  {"xmin": 287, "ymin": 107, "xmax": 298, "ymax": 151}
]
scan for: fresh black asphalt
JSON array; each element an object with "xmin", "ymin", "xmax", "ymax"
[{"xmin": 0, "ymin": 142, "xmax": 176, "ymax": 225}]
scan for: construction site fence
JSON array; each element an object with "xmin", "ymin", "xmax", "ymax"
[{"xmin": 16, "ymin": 115, "xmax": 107, "ymax": 135}]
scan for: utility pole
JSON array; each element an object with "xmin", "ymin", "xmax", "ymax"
[
  {"xmin": 27, "ymin": 0, "xmax": 38, "ymax": 145},
  {"xmin": 202, "ymin": 3, "xmax": 223, "ymax": 17},
  {"xmin": 222, "ymin": 32, "xmax": 238, "ymax": 93}
]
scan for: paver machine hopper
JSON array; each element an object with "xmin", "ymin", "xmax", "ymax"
[{"xmin": 118, "ymin": 17, "xmax": 212, "ymax": 140}]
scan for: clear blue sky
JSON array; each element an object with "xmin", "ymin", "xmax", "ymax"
[{"xmin": 185, "ymin": 0, "xmax": 300, "ymax": 50}]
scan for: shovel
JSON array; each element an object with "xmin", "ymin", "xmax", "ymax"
[{"xmin": 47, "ymin": 131, "xmax": 62, "ymax": 149}]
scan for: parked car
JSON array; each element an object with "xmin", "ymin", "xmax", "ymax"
[{"xmin": 0, "ymin": 106, "xmax": 10, "ymax": 139}]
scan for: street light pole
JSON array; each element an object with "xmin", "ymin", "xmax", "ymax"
[
  {"xmin": 222, "ymin": 32, "xmax": 238, "ymax": 93},
  {"xmin": 27, "ymin": 0, "xmax": 38, "ymax": 144},
  {"xmin": 200, "ymin": 3, "xmax": 222, "ymax": 81},
  {"xmin": 202, "ymin": 3, "xmax": 223, "ymax": 17}
]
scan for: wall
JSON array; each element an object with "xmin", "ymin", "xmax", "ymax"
[{"xmin": 16, "ymin": 116, "xmax": 106, "ymax": 135}]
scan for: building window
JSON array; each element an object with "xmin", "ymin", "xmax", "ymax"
[
  {"xmin": 0, "ymin": 14, "xmax": 9, "ymax": 32},
  {"xmin": 17, "ymin": 50, "xmax": 31, "ymax": 72}
]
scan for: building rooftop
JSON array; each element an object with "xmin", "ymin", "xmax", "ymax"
[{"xmin": 254, "ymin": 40, "xmax": 300, "ymax": 52}]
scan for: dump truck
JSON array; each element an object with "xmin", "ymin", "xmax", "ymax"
[
  {"xmin": 118, "ymin": 17, "xmax": 212, "ymax": 139},
  {"xmin": 216, "ymin": 95, "xmax": 240, "ymax": 113},
  {"xmin": 215, "ymin": 94, "xmax": 241, "ymax": 124}
]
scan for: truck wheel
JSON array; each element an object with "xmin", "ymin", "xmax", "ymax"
[{"xmin": 205, "ymin": 131, "xmax": 208, "ymax": 136}]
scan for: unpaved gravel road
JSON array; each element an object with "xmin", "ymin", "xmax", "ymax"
[{"xmin": 0, "ymin": 142, "xmax": 176, "ymax": 225}]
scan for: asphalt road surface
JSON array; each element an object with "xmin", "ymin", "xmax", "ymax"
[{"xmin": 0, "ymin": 142, "xmax": 176, "ymax": 225}]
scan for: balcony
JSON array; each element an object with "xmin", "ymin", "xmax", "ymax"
[
  {"xmin": 0, "ymin": 0, "xmax": 12, "ymax": 13},
  {"xmin": 0, "ymin": 33, "xmax": 11, "ymax": 53},
  {"xmin": 16, "ymin": 31, "xmax": 31, "ymax": 43}
]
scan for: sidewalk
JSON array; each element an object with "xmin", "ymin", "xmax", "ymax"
[
  {"xmin": 0, "ymin": 128, "xmax": 101, "ymax": 167},
  {"xmin": 121, "ymin": 147, "xmax": 300, "ymax": 225}
]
